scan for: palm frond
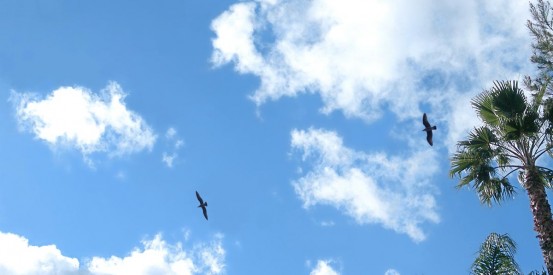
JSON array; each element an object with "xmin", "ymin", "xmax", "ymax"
[
  {"xmin": 450, "ymin": 128, "xmax": 499, "ymax": 181},
  {"xmin": 535, "ymin": 167, "xmax": 553, "ymax": 189},
  {"xmin": 491, "ymin": 81, "xmax": 528, "ymax": 119},
  {"xmin": 499, "ymin": 111, "xmax": 540, "ymax": 141},
  {"xmin": 495, "ymin": 148, "xmax": 512, "ymax": 167},
  {"xmin": 471, "ymin": 233, "xmax": 521, "ymax": 275},
  {"xmin": 472, "ymin": 91, "xmax": 500, "ymax": 127},
  {"xmin": 523, "ymin": 110, "xmax": 540, "ymax": 135},
  {"xmin": 458, "ymin": 126, "xmax": 497, "ymax": 150},
  {"xmin": 473, "ymin": 177, "xmax": 516, "ymax": 206},
  {"xmin": 449, "ymin": 148, "xmax": 492, "ymax": 179},
  {"xmin": 451, "ymin": 145, "xmax": 516, "ymax": 206}
]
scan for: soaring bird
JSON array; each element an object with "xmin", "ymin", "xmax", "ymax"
[
  {"xmin": 422, "ymin": 113, "xmax": 437, "ymax": 146},
  {"xmin": 195, "ymin": 191, "xmax": 208, "ymax": 220}
]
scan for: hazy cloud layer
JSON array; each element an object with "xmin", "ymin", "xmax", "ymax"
[
  {"xmin": 11, "ymin": 82, "xmax": 156, "ymax": 163},
  {"xmin": 212, "ymin": 0, "xmax": 532, "ymax": 148},
  {"xmin": 291, "ymin": 128, "xmax": 439, "ymax": 241},
  {"xmin": 0, "ymin": 231, "xmax": 225, "ymax": 275}
]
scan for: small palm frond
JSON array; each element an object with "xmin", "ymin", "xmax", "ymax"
[
  {"xmin": 450, "ymin": 148, "xmax": 492, "ymax": 180},
  {"xmin": 502, "ymin": 111, "xmax": 540, "ymax": 140},
  {"xmin": 472, "ymin": 81, "xmax": 531, "ymax": 132},
  {"xmin": 523, "ymin": 110, "xmax": 540, "ymax": 135},
  {"xmin": 471, "ymin": 233, "xmax": 521, "ymax": 275},
  {"xmin": 458, "ymin": 126, "xmax": 497, "ymax": 150},
  {"xmin": 495, "ymin": 148, "xmax": 512, "ymax": 168},
  {"xmin": 473, "ymin": 177, "xmax": 516, "ymax": 206},
  {"xmin": 451, "ymin": 128, "xmax": 498, "ymax": 181},
  {"xmin": 491, "ymin": 81, "xmax": 527, "ymax": 119},
  {"xmin": 536, "ymin": 167, "xmax": 553, "ymax": 189},
  {"xmin": 472, "ymin": 91, "xmax": 499, "ymax": 126},
  {"xmin": 451, "ymin": 145, "xmax": 516, "ymax": 206}
]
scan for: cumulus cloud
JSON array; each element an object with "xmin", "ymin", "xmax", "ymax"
[
  {"xmin": 309, "ymin": 260, "xmax": 340, "ymax": 275},
  {"xmin": 385, "ymin": 269, "xmax": 400, "ymax": 275},
  {"xmin": 212, "ymin": 0, "xmax": 532, "ymax": 148},
  {"xmin": 0, "ymin": 231, "xmax": 225, "ymax": 275},
  {"xmin": 88, "ymin": 233, "xmax": 225, "ymax": 275},
  {"xmin": 162, "ymin": 127, "xmax": 185, "ymax": 168},
  {"xmin": 11, "ymin": 82, "xmax": 156, "ymax": 163},
  {"xmin": 0, "ymin": 232, "xmax": 79, "ymax": 274},
  {"xmin": 291, "ymin": 128, "xmax": 439, "ymax": 242}
]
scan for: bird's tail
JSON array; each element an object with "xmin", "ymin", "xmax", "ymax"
[{"xmin": 432, "ymin": 126, "xmax": 437, "ymax": 130}]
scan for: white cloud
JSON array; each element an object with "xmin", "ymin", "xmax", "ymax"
[
  {"xmin": 193, "ymin": 233, "xmax": 226, "ymax": 275},
  {"xmin": 175, "ymin": 139, "xmax": 185, "ymax": 150},
  {"xmin": 11, "ymin": 82, "xmax": 156, "ymax": 162},
  {"xmin": 212, "ymin": 0, "xmax": 532, "ymax": 147},
  {"xmin": 385, "ymin": 269, "xmax": 400, "ymax": 275},
  {"xmin": 0, "ymin": 231, "xmax": 79, "ymax": 274},
  {"xmin": 0, "ymin": 231, "xmax": 225, "ymax": 275},
  {"xmin": 291, "ymin": 128, "xmax": 439, "ymax": 242},
  {"xmin": 115, "ymin": 171, "xmax": 127, "ymax": 181},
  {"xmin": 166, "ymin": 127, "xmax": 177, "ymax": 139},
  {"xmin": 88, "ymin": 233, "xmax": 225, "ymax": 275},
  {"xmin": 310, "ymin": 260, "xmax": 340, "ymax": 275},
  {"xmin": 162, "ymin": 152, "xmax": 178, "ymax": 168},
  {"xmin": 162, "ymin": 127, "xmax": 185, "ymax": 168}
]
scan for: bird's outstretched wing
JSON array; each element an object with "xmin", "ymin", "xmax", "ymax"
[
  {"xmin": 426, "ymin": 131, "xmax": 433, "ymax": 146},
  {"xmin": 202, "ymin": 207, "xmax": 208, "ymax": 220},
  {"xmin": 423, "ymin": 113, "xmax": 431, "ymax": 128},
  {"xmin": 196, "ymin": 191, "xmax": 204, "ymax": 204}
]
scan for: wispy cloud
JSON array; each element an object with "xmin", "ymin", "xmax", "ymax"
[
  {"xmin": 0, "ymin": 231, "xmax": 225, "ymax": 275},
  {"xmin": 162, "ymin": 127, "xmax": 185, "ymax": 168},
  {"xmin": 309, "ymin": 260, "xmax": 340, "ymax": 275},
  {"xmin": 212, "ymin": 0, "xmax": 532, "ymax": 148},
  {"xmin": 291, "ymin": 128, "xmax": 439, "ymax": 242},
  {"xmin": 385, "ymin": 269, "xmax": 400, "ymax": 275},
  {"xmin": 11, "ymin": 82, "xmax": 156, "ymax": 164},
  {"xmin": 166, "ymin": 127, "xmax": 178, "ymax": 139},
  {"xmin": 320, "ymin": 220, "xmax": 335, "ymax": 227},
  {"xmin": 162, "ymin": 152, "xmax": 178, "ymax": 168}
]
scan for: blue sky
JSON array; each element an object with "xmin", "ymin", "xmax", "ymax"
[{"xmin": 0, "ymin": 0, "xmax": 546, "ymax": 274}]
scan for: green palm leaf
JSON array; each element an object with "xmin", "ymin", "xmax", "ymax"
[
  {"xmin": 491, "ymin": 81, "xmax": 527, "ymax": 119},
  {"xmin": 471, "ymin": 233, "xmax": 521, "ymax": 275},
  {"xmin": 472, "ymin": 92, "xmax": 499, "ymax": 126}
]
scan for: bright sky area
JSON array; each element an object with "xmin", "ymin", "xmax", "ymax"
[{"xmin": 0, "ymin": 0, "xmax": 545, "ymax": 274}]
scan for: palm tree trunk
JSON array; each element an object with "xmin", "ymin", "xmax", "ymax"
[{"xmin": 526, "ymin": 168, "xmax": 553, "ymax": 274}]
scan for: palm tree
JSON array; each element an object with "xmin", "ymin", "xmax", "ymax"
[
  {"xmin": 450, "ymin": 80, "xmax": 553, "ymax": 273},
  {"xmin": 471, "ymin": 233, "xmax": 521, "ymax": 275}
]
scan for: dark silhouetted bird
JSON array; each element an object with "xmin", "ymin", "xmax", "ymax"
[
  {"xmin": 196, "ymin": 191, "xmax": 208, "ymax": 220},
  {"xmin": 422, "ymin": 113, "xmax": 437, "ymax": 146}
]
